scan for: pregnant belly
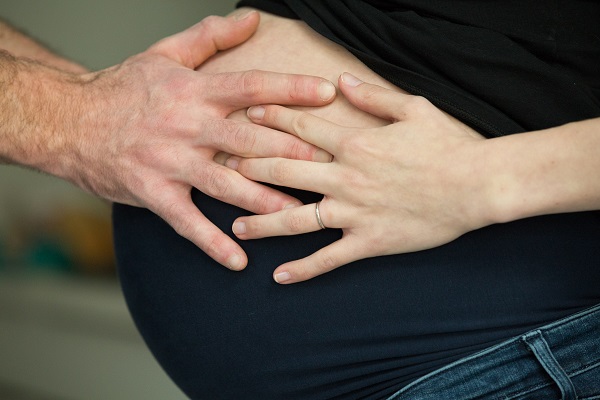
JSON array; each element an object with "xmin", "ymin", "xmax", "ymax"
[
  {"xmin": 113, "ymin": 9, "xmax": 600, "ymax": 400},
  {"xmin": 202, "ymin": 8, "xmax": 476, "ymax": 132}
]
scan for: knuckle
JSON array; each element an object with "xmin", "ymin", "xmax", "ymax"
[
  {"xmin": 360, "ymin": 235, "xmax": 380, "ymax": 254},
  {"xmin": 199, "ymin": 15, "xmax": 220, "ymax": 30},
  {"xmin": 264, "ymin": 105, "xmax": 281, "ymax": 121},
  {"xmin": 233, "ymin": 125, "xmax": 258, "ymax": 154},
  {"xmin": 337, "ymin": 132, "xmax": 365, "ymax": 154},
  {"xmin": 335, "ymin": 170, "xmax": 362, "ymax": 197},
  {"xmin": 270, "ymin": 161, "xmax": 292, "ymax": 184},
  {"xmin": 163, "ymin": 204, "xmax": 194, "ymax": 237},
  {"xmin": 290, "ymin": 112, "xmax": 309, "ymax": 134},
  {"xmin": 356, "ymin": 85, "xmax": 380, "ymax": 107},
  {"xmin": 282, "ymin": 137, "xmax": 306, "ymax": 160},
  {"xmin": 318, "ymin": 253, "xmax": 338, "ymax": 272},
  {"xmin": 204, "ymin": 233, "xmax": 226, "ymax": 260},
  {"xmin": 289, "ymin": 77, "xmax": 307, "ymax": 101},
  {"xmin": 294, "ymin": 269, "xmax": 313, "ymax": 282},
  {"xmin": 220, "ymin": 120, "xmax": 258, "ymax": 154},
  {"xmin": 407, "ymin": 95, "xmax": 432, "ymax": 113},
  {"xmin": 171, "ymin": 74, "xmax": 196, "ymax": 96},
  {"xmin": 249, "ymin": 189, "xmax": 271, "ymax": 214},
  {"xmin": 200, "ymin": 165, "xmax": 232, "ymax": 199},
  {"xmin": 243, "ymin": 217, "xmax": 264, "ymax": 236},
  {"xmin": 174, "ymin": 219, "xmax": 195, "ymax": 239},
  {"xmin": 240, "ymin": 70, "xmax": 265, "ymax": 99},
  {"xmin": 362, "ymin": 86, "xmax": 380, "ymax": 101},
  {"xmin": 285, "ymin": 212, "xmax": 306, "ymax": 233},
  {"xmin": 234, "ymin": 158, "xmax": 250, "ymax": 176}
]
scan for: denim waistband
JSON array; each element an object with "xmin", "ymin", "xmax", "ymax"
[{"xmin": 388, "ymin": 304, "xmax": 600, "ymax": 399}]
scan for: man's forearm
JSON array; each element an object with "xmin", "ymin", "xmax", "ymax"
[
  {"xmin": 0, "ymin": 18, "xmax": 89, "ymax": 171},
  {"xmin": 0, "ymin": 50, "xmax": 85, "ymax": 176},
  {"xmin": 0, "ymin": 19, "xmax": 87, "ymax": 73}
]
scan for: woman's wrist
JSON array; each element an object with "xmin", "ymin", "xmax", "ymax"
[{"xmin": 480, "ymin": 118, "xmax": 600, "ymax": 225}]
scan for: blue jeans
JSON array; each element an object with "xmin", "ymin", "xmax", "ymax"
[{"xmin": 388, "ymin": 304, "xmax": 600, "ymax": 399}]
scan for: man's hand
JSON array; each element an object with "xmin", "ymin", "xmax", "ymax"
[{"xmin": 0, "ymin": 10, "xmax": 336, "ymax": 271}]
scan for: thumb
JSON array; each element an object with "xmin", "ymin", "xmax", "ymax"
[
  {"xmin": 148, "ymin": 10, "xmax": 260, "ymax": 69},
  {"xmin": 338, "ymin": 72, "xmax": 413, "ymax": 121}
]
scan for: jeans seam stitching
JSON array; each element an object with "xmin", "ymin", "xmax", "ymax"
[
  {"xmin": 504, "ymin": 380, "xmax": 555, "ymax": 399},
  {"xmin": 570, "ymin": 360, "xmax": 600, "ymax": 378}
]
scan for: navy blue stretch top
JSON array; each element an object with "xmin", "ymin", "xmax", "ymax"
[{"xmin": 113, "ymin": 1, "xmax": 600, "ymax": 398}]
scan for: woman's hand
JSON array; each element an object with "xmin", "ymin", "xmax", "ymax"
[{"xmin": 226, "ymin": 73, "xmax": 492, "ymax": 283}]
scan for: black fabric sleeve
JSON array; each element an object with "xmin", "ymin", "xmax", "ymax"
[{"xmin": 237, "ymin": 0, "xmax": 298, "ymax": 19}]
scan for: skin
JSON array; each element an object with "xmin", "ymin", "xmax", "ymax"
[
  {"xmin": 0, "ymin": 19, "xmax": 87, "ymax": 74},
  {"xmin": 225, "ymin": 73, "xmax": 600, "ymax": 284},
  {"xmin": 0, "ymin": 10, "xmax": 337, "ymax": 271}
]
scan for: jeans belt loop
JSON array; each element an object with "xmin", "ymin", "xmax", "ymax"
[{"xmin": 522, "ymin": 330, "xmax": 577, "ymax": 400}]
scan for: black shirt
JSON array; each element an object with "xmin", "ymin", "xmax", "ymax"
[{"xmin": 239, "ymin": 0, "xmax": 600, "ymax": 136}]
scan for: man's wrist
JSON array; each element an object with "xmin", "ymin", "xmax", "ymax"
[{"xmin": 0, "ymin": 53, "xmax": 88, "ymax": 179}]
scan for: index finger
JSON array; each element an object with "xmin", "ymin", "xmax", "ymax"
[
  {"xmin": 152, "ymin": 188, "xmax": 248, "ymax": 271},
  {"xmin": 206, "ymin": 70, "xmax": 337, "ymax": 110},
  {"xmin": 272, "ymin": 236, "xmax": 368, "ymax": 284},
  {"xmin": 246, "ymin": 104, "xmax": 343, "ymax": 154}
]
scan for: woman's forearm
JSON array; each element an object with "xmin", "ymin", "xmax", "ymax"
[{"xmin": 483, "ymin": 118, "xmax": 600, "ymax": 224}]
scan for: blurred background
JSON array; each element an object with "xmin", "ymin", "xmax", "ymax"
[{"xmin": 0, "ymin": 1, "xmax": 237, "ymax": 399}]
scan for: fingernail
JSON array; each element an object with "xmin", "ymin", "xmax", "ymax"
[
  {"xmin": 213, "ymin": 152, "xmax": 229, "ymax": 165},
  {"xmin": 274, "ymin": 271, "xmax": 292, "ymax": 284},
  {"xmin": 232, "ymin": 221, "xmax": 246, "ymax": 235},
  {"xmin": 341, "ymin": 72, "xmax": 363, "ymax": 87},
  {"xmin": 314, "ymin": 149, "xmax": 333, "ymax": 163},
  {"xmin": 232, "ymin": 9, "xmax": 256, "ymax": 21},
  {"xmin": 225, "ymin": 157, "xmax": 239, "ymax": 170},
  {"xmin": 318, "ymin": 81, "xmax": 336, "ymax": 101},
  {"xmin": 227, "ymin": 254, "xmax": 244, "ymax": 270},
  {"xmin": 283, "ymin": 202, "xmax": 302, "ymax": 210},
  {"xmin": 247, "ymin": 106, "xmax": 265, "ymax": 120}
]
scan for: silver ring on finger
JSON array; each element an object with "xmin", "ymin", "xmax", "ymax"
[{"xmin": 315, "ymin": 200, "xmax": 326, "ymax": 230}]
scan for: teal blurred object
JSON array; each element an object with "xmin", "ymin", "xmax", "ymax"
[
  {"xmin": 24, "ymin": 238, "xmax": 74, "ymax": 274},
  {"xmin": 0, "ymin": 239, "xmax": 5, "ymax": 270}
]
